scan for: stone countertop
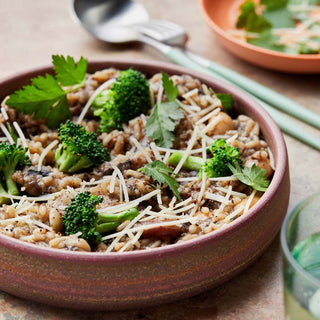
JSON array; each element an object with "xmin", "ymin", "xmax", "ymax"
[{"xmin": 0, "ymin": 0, "xmax": 319, "ymax": 319}]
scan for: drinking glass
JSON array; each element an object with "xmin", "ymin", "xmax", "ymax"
[{"xmin": 281, "ymin": 192, "xmax": 320, "ymax": 320}]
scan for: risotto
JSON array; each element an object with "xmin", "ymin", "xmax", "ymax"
[{"xmin": 0, "ymin": 65, "xmax": 274, "ymax": 253}]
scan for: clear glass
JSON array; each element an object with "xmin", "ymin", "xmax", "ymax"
[{"xmin": 281, "ymin": 192, "xmax": 320, "ymax": 320}]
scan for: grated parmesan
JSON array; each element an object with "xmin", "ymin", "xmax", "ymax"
[{"xmin": 37, "ymin": 140, "xmax": 59, "ymax": 172}]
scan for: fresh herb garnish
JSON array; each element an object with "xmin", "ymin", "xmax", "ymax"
[
  {"xmin": 236, "ymin": 0, "xmax": 272, "ymax": 32},
  {"xmin": 234, "ymin": 0, "xmax": 320, "ymax": 54},
  {"xmin": 6, "ymin": 55, "xmax": 87, "ymax": 129},
  {"xmin": 145, "ymin": 72, "xmax": 184, "ymax": 148},
  {"xmin": 161, "ymin": 72, "xmax": 179, "ymax": 102},
  {"xmin": 248, "ymin": 30, "xmax": 286, "ymax": 52},
  {"xmin": 228, "ymin": 162, "xmax": 270, "ymax": 192},
  {"xmin": 215, "ymin": 93, "xmax": 234, "ymax": 114},
  {"xmin": 138, "ymin": 160, "xmax": 182, "ymax": 201}
]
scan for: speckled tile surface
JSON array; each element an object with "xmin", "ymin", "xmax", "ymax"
[{"xmin": 0, "ymin": 0, "xmax": 319, "ymax": 318}]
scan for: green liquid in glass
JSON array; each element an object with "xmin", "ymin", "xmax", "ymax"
[{"xmin": 286, "ymin": 233, "xmax": 320, "ymax": 320}]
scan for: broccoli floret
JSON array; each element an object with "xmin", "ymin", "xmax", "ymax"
[
  {"xmin": 168, "ymin": 139, "xmax": 242, "ymax": 178},
  {"xmin": 63, "ymin": 191, "xmax": 139, "ymax": 247},
  {"xmin": 0, "ymin": 142, "xmax": 31, "ymax": 204},
  {"xmin": 92, "ymin": 68, "xmax": 150, "ymax": 132},
  {"xmin": 204, "ymin": 139, "xmax": 242, "ymax": 178},
  {"xmin": 55, "ymin": 120, "xmax": 110, "ymax": 173}
]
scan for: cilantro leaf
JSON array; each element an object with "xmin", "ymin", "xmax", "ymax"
[
  {"xmin": 52, "ymin": 55, "xmax": 88, "ymax": 86},
  {"xmin": 261, "ymin": 0, "xmax": 288, "ymax": 10},
  {"xmin": 146, "ymin": 101, "xmax": 184, "ymax": 148},
  {"xmin": 6, "ymin": 74, "xmax": 65, "ymax": 120},
  {"xmin": 161, "ymin": 72, "xmax": 178, "ymax": 102},
  {"xmin": 248, "ymin": 30, "xmax": 286, "ymax": 52},
  {"xmin": 145, "ymin": 73, "xmax": 184, "ymax": 148},
  {"xmin": 262, "ymin": 4, "xmax": 295, "ymax": 29},
  {"xmin": 6, "ymin": 55, "xmax": 87, "ymax": 129},
  {"xmin": 228, "ymin": 163, "xmax": 270, "ymax": 192},
  {"xmin": 138, "ymin": 160, "xmax": 182, "ymax": 201},
  {"xmin": 236, "ymin": 0, "xmax": 271, "ymax": 32},
  {"xmin": 216, "ymin": 93, "xmax": 234, "ymax": 114},
  {"xmin": 46, "ymin": 96, "xmax": 72, "ymax": 129}
]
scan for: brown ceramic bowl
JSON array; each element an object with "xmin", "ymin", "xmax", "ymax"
[
  {"xmin": 0, "ymin": 59, "xmax": 290, "ymax": 310},
  {"xmin": 199, "ymin": 0, "xmax": 320, "ymax": 74}
]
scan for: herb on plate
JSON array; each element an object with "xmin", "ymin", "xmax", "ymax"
[
  {"xmin": 145, "ymin": 72, "xmax": 184, "ymax": 148},
  {"xmin": 138, "ymin": 160, "xmax": 182, "ymax": 201},
  {"xmin": 6, "ymin": 55, "xmax": 88, "ymax": 129},
  {"xmin": 231, "ymin": 0, "xmax": 320, "ymax": 54},
  {"xmin": 228, "ymin": 162, "xmax": 270, "ymax": 192}
]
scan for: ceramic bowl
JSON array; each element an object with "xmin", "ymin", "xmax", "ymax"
[
  {"xmin": 0, "ymin": 60, "xmax": 290, "ymax": 310},
  {"xmin": 199, "ymin": 0, "xmax": 320, "ymax": 74}
]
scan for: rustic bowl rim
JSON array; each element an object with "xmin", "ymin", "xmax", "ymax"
[{"xmin": 0, "ymin": 58, "xmax": 288, "ymax": 263}]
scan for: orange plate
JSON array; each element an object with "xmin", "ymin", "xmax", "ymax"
[{"xmin": 199, "ymin": 0, "xmax": 320, "ymax": 73}]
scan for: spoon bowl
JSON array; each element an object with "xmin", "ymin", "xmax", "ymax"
[{"xmin": 72, "ymin": 0, "xmax": 149, "ymax": 43}]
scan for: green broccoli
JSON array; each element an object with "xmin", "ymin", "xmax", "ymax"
[
  {"xmin": 92, "ymin": 68, "xmax": 150, "ymax": 132},
  {"xmin": 168, "ymin": 139, "xmax": 242, "ymax": 178},
  {"xmin": 168, "ymin": 152, "xmax": 203, "ymax": 171},
  {"xmin": 0, "ymin": 142, "xmax": 31, "ymax": 204},
  {"xmin": 63, "ymin": 191, "xmax": 139, "ymax": 247},
  {"xmin": 55, "ymin": 120, "xmax": 110, "ymax": 173},
  {"xmin": 204, "ymin": 139, "xmax": 242, "ymax": 178}
]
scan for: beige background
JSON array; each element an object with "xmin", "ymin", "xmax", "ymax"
[{"xmin": 0, "ymin": 0, "xmax": 319, "ymax": 319}]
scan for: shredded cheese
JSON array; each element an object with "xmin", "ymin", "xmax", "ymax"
[
  {"xmin": 243, "ymin": 190, "xmax": 256, "ymax": 215},
  {"xmin": 196, "ymin": 108, "xmax": 220, "ymax": 125},
  {"xmin": 224, "ymin": 205, "xmax": 245, "ymax": 222},
  {"xmin": 37, "ymin": 140, "xmax": 59, "ymax": 172},
  {"xmin": 130, "ymin": 137, "xmax": 152, "ymax": 163},
  {"xmin": 113, "ymin": 166, "xmax": 129, "ymax": 203},
  {"xmin": 205, "ymin": 192, "xmax": 230, "ymax": 205},
  {"xmin": 98, "ymin": 189, "xmax": 160, "ymax": 214},
  {"xmin": 173, "ymin": 127, "xmax": 199, "ymax": 174},
  {"xmin": 150, "ymin": 142, "xmax": 162, "ymax": 161},
  {"xmin": 13, "ymin": 121, "xmax": 29, "ymax": 155},
  {"xmin": 0, "ymin": 123, "xmax": 14, "ymax": 144},
  {"xmin": 1, "ymin": 107, "xmax": 9, "ymax": 120}
]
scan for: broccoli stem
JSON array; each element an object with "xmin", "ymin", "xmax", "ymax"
[
  {"xmin": 98, "ymin": 207, "xmax": 139, "ymax": 223},
  {"xmin": 4, "ymin": 167, "xmax": 19, "ymax": 196},
  {"xmin": 96, "ymin": 208, "xmax": 140, "ymax": 234},
  {"xmin": 55, "ymin": 145, "xmax": 92, "ymax": 173},
  {"xmin": 96, "ymin": 221, "xmax": 120, "ymax": 233},
  {"xmin": 168, "ymin": 152, "xmax": 203, "ymax": 171},
  {"xmin": 0, "ymin": 182, "xmax": 9, "ymax": 205}
]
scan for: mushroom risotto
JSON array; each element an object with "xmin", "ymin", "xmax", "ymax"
[{"xmin": 0, "ymin": 56, "xmax": 274, "ymax": 253}]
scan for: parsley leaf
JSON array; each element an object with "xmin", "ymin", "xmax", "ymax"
[
  {"xmin": 228, "ymin": 162, "xmax": 270, "ymax": 192},
  {"xmin": 138, "ymin": 160, "xmax": 182, "ymax": 201},
  {"xmin": 6, "ymin": 55, "xmax": 87, "ymax": 129},
  {"xmin": 52, "ymin": 55, "xmax": 87, "ymax": 86},
  {"xmin": 248, "ymin": 30, "xmax": 286, "ymax": 52},
  {"xmin": 236, "ymin": 0, "xmax": 271, "ymax": 32},
  {"xmin": 261, "ymin": 0, "xmax": 288, "ymax": 10},
  {"xmin": 261, "ymin": 0, "xmax": 295, "ymax": 29},
  {"xmin": 216, "ymin": 93, "xmax": 234, "ymax": 114},
  {"xmin": 145, "ymin": 73, "xmax": 184, "ymax": 148},
  {"xmin": 161, "ymin": 72, "xmax": 178, "ymax": 102}
]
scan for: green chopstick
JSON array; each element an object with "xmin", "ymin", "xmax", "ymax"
[
  {"xmin": 185, "ymin": 51, "xmax": 320, "ymax": 130},
  {"xmin": 163, "ymin": 47, "xmax": 320, "ymax": 151}
]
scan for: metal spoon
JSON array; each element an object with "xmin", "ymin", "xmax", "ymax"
[{"xmin": 71, "ymin": 0, "xmax": 187, "ymax": 47}]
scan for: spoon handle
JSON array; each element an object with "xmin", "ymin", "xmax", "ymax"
[
  {"xmin": 184, "ymin": 51, "xmax": 320, "ymax": 130},
  {"xmin": 164, "ymin": 46, "xmax": 320, "ymax": 151}
]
